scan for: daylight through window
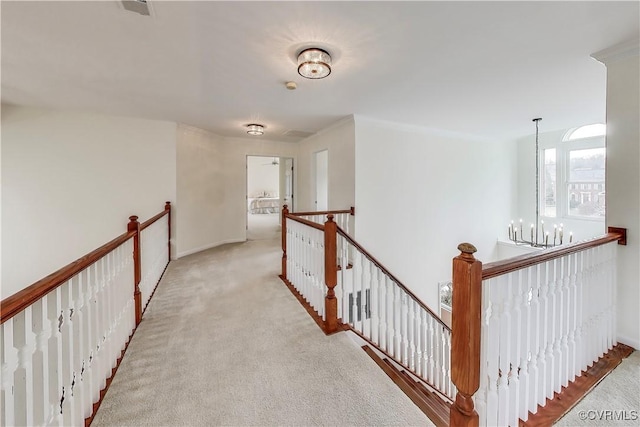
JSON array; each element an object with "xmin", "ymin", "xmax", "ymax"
[{"xmin": 541, "ymin": 124, "xmax": 605, "ymax": 219}]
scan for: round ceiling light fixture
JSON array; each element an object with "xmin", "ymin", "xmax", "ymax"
[
  {"xmin": 246, "ymin": 124, "xmax": 264, "ymax": 136},
  {"xmin": 297, "ymin": 48, "xmax": 331, "ymax": 79}
]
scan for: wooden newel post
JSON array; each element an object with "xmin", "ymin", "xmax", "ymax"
[
  {"xmin": 450, "ymin": 242, "xmax": 482, "ymax": 427},
  {"xmin": 128, "ymin": 215, "xmax": 143, "ymax": 326},
  {"xmin": 324, "ymin": 214, "xmax": 338, "ymax": 333},
  {"xmin": 165, "ymin": 201, "xmax": 171, "ymax": 260},
  {"xmin": 281, "ymin": 205, "xmax": 289, "ymax": 279}
]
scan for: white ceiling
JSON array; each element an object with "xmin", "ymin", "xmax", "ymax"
[{"xmin": 1, "ymin": 1, "xmax": 638, "ymax": 141}]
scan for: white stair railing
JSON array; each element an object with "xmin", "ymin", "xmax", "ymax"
[
  {"xmin": 285, "ymin": 218, "xmax": 326, "ymax": 320},
  {"xmin": 0, "ymin": 203, "xmax": 172, "ymax": 426},
  {"xmin": 140, "ymin": 213, "xmax": 170, "ymax": 311},
  {"xmin": 474, "ymin": 240, "xmax": 619, "ymax": 426},
  {"xmin": 449, "ymin": 230, "xmax": 626, "ymax": 427},
  {"xmin": 1, "ymin": 238, "xmax": 135, "ymax": 427},
  {"xmin": 336, "ymin": 228, "xmax": 455, "ymax": 401}
]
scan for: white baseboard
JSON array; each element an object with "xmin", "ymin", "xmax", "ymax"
[
  {"xmin": 177, "ymin": 238, "xmax": 245, "ymax": 258},
  {"xmin": 617, "ymin": 334, "xmax": 640, "ymax": 350}
]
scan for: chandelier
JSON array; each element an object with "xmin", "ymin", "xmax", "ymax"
[{"xmin": 509, "ymin": 118, "xmax": 572, "ymax": 248}]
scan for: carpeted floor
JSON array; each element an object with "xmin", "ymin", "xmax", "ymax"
[
  {"xmin": 92, "ymin": 217, "xmax": 638, "ymax": 427},
  {"xmin": 556, "ymin": 350, "xmax": 640, "ymax": 426},
  {"xmin": 92, "ymin": 234, "xmax": 432, "ymax": 426}
]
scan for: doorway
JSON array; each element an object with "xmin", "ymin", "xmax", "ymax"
[
  {"xmin": 246, "ymin": 155, "xmax": 293, "ymax": 240},
  {"xmin": 314, "ymin": 149, "xmax": 328, "ymax": 211}
]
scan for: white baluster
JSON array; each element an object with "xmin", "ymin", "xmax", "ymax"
[
  {"xmin": 47, "ymin": 288, "xmax": 64, "ymax": 425},
  {"xmin": 400, "ymin": 291, "xmax": 409, "ymax": 366},
  {"xmin": 13, "ymin": 309, "xmax": 34, "ymax": 426},
  {"xmin": 433, "ymin": 321, "xmax": 442, "ymax": 390},
  {"xmin": 377, "ymin": 269, "xmax": 387, "ymax": 351},
  {"xmin": 393, "ymin": 283, "xmax": 402, "ymax": 360},
  {"xmin": 420, "ymin": 308, "xmax": 428, "ymax": 381},
  {"xmin": 60, "ymin": 281, "xmax": 78, "ymax": 426},
  {"xmin": 407, "ymin": 300, "xmax": 415, "ymax": 372},
  {"xmin": 560, "ymin": 256, "xmax": 571, "ymax": 389},
  {"xmin": 413, "ymin": 302, "xmax": 422, "ymax": 377},
  {"xmin": 496, "ymin": 274, "xmax": 511, "ymax": 426},
  {"xmin": 31, "ymin": 298, "xmax": 50, "ymax": 426},
  {"xmin": 361, "ymin": 259, "xmax": 371, "ymax": 338},
  {"xmin": 482, "ymin": 278, "xmax": 499, "ymax": 427},
  {"xmin": 517, "ymin": 268, "xmax": 532, "ymax": 422},
  {"xmin": 370, "ymin": 261, "xmax": 379, "ymax": 344},
  {"xmin": 1, "ymin": 319, "xmax": 17, "ymax": 426},
  {"xmin": 508, "ymin": 271, "xmax": 521, "ymax": 427},
  {"xmin": 427, "ymin": 315, "xmax": 435, "ymax": 384},
  {"xmin": 386, "ymin": 276, "xmax": 395, "ymax": 354}
]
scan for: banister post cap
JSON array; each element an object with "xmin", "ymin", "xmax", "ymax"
[
  {"xmin": 458, "ymin": 243, "xmax": 477, "ymax": 255},
  {"xmin": 326, "ymin": 214, "xmax": 335, "ymax": 222},
  {"xmin": 129, "ymin": 215, "xmax": 139, "ymax": 222}
]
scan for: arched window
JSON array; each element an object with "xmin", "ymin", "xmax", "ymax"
[
  {"xmin": 541, "ymin": 124, "xmax": 605, "ymax": 219},
  {"xmin": 563, "ymin": 123, "xmax": 606, "ymax": 141}
]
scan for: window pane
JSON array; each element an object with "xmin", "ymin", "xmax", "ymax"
[
  {"xmin": 568, "ymin": 148, "xmax": 605, "ymax": 217},
  {"xmin": 542, "ymin": 148, "xmax": 556, "ymax": 217},
  {"xmin": 566, "ymin": 124, "xmax": 606, "ymax": 140}
]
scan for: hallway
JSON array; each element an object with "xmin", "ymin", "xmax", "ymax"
[{"xmin": 91, "ymin": 234, "xmax": 431, "ymax": 426}]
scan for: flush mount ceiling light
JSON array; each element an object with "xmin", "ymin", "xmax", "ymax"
[
  {"xmin": 246, "ymin": 124, "xmax": 264, "ymax": 136},
  {"xmin": 297, "ymin": 48, "xmax": 331, "ymax": 79}
]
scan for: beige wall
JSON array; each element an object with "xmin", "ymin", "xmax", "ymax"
[
  {"xmin": 598, "ymin": 46, "xmax": 640, "ymax": 348},
  {"xmin": 1, "ymin": 106, "xmax": 177, "ymax": 297},
  {"xmin": 296, "ymin": 117, "xmax": 355, "ymax": 212},
  {"xmin": 176, "ymin": 125, "xmax": 297, "ymax": 257},
  {"xmin": 354, "ymin": 116, "xmax": 516, "ymax": 310}
]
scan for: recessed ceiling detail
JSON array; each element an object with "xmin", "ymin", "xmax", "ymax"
[{"xmin": 282, "ymin": 130, "xmax": 314, "ymax": 139}]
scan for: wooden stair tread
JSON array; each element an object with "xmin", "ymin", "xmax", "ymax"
[
  {"xmin": 397, "ymin": 371, "xmax": 451, "ymax": 422},
  {"xmin": 362, "ymin": 345, "xmax": 449, "ymax": 427},
  {"xmin": 521, "ymin": 343, "xmax": 634, "ymax": 426}
]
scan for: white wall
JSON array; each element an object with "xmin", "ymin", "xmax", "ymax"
[
  {"xmin": 596, "ymin": 46, "xmax": 639, "ymax": 349},
  {"xmin": 176, "ymin": 125, "xmax": 297, "ymax": 257},
  {"xmin": 1, "ymin": 105, "xmax": 177, "ymax": 298},
  {"xmin": 247, "ymin": 156, "xmax": 279, "ymax": 197},
  {"xmin": 354, "ymin": 117, "xmax": 516, "ymax": 310},
  {"xmin": 296, "ymin": 117, "xmax": 355, "ymax": 212},
  {"xmin": 516, "ymin": 128, "xmax": 605, "ymax": 240}
]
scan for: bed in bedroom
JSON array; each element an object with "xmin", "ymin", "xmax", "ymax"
[{"xmin": 248, "ymin": 196, "xmax": 280, "ymax": 214}]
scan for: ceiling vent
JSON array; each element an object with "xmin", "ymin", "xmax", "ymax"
[
  {"xmin": 282, "ymin": 130, "xmax": 315, "ymax": 139},
  {"xmin": 122, "ymin": 0, "xmax": 150, "ymax": 16}
]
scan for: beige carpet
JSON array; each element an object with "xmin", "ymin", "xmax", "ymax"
[
  {"xmin": 92, "ymin": 236, "xmax": 432, "ymax": 426},
  {"xmin": 247, "ymin": 213, "xmax": 280, "ymax": 241},
  {"xmin": 556, "ymin": 350, "xmax": 640, "ymax": 426}
]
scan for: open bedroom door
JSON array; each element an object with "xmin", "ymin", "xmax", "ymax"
[
  {"xmin": 246, "ymin": 155, "xmax": 293, "ymax": 241},
  {"xmin": 280, "ymin": 157, "xmax": 294, "ymax": 214}
]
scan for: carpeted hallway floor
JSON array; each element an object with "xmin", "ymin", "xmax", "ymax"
[
  {"xmin": 92, "ymin": 229, "xmax": 432, "ymax": 426},
  {"xmin": 92, "ymin": 216, "xmax": 638, "ymax": 426}
]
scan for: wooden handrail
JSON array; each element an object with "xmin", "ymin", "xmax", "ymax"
[
  {"xmin": 482, "ymin": 228, "xmax": 626, "ymax": 280},
  {"xmin": 289, "ymin": 207, "xmax": 354, "ymax": 217},
  {"xmin": 336, "ymin": 227, "xmax": 450, "ymax": 331},
  {"xmin": 284, "ymin": 213, "xmax": 325, "ymax": 231},
  {"xmin": 140, "ymin": 208, "xmax": 169, "ymax": 231},
  {"xmin": 1, "ymin": 203, "xmax": 174, "ymax": 324},
  {"xmin": 1, "ymin": 230, "xmax": 135, "ymax": 324}
]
